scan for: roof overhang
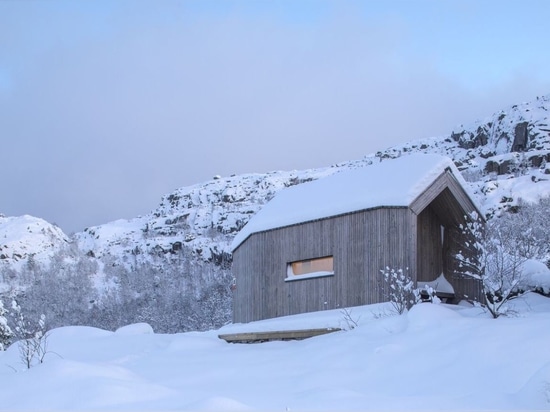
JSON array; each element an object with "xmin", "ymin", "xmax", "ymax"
[{"xmin": 409, "ymin": 168, "xmax": 484, "ymax": 224}]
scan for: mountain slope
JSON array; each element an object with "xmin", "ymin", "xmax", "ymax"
[
  {"xmin": 73, "ymin": 168, "xmax": 342, "ymax": 270},
  {"xmin": 73, "ymin": 94, "xmax": 550, "ymax": 267},
  {"xmin": 0, "ymin": 214, "xmax": 69, "ymax": 272},
  {"xmin": 1, "ymin": 93, "xmax": 550, "ymax": 331}
]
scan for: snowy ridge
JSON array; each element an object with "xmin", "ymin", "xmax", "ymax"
[
  {"xmin": 73, "ymin": 168, "xmax": 337, "ymax": 268},
  {"xmin": 2, "ymin": 93, "xmax": 550, "ymax": 283},
  {"xmin": 0, "ymin": 214, "xmax": 68, "ymax": 271},
  {"xmin": 77, "ymin": 93, "xmax": 550, "ymax": 268}
]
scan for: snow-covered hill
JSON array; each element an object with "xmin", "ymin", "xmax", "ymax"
[
  {"xmin": 0, "ymin": 214, "xmax": 68, "ymax": 272},
  {"xmin": 72, "ymin": 168, "xmax": 336, "ymax": 269},
  {"xmin": 1, "ymin": 93, "xmax": 550, "ymax": 331},
  {"xmin": 72, "ymin": 94, "xmax": 550, "ymax": 268}
]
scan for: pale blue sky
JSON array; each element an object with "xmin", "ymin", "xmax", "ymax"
[{"xmin": 1, "ymin": 0, "xmax": 549, "ymax": 233}]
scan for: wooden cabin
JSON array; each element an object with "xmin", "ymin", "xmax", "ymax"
[{"xmin": 230, "ymin": 154, "xmax": 484, "ymax": 323}]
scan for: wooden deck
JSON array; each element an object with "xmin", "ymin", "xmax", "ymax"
[{"xmin": 218, "ymin": 327, "xmax": 341, "ymax": 344}]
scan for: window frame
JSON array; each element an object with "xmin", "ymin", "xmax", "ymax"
[{"xmin": 285, "ymin": 255, "xmax": 334, "ymax": 282}]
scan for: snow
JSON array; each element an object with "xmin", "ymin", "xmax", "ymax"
[
  {"xmin": 521, "ymin": 259, "xmax": 550, "ymax": 293},
  {"xmin": 480, "ymin": 170, "xmax": 550, "ymax": 215},
  {"xmin": 1, "ymin": 294, "xmax": 550, "ymax": 410},
  {"xmin": 231, "ymin": 154, "xmax": 475, "ymax": 251},
  {"xmin": 284, "ymin": 271, "xmax": 334, "ymax": 281},
  {"xmin": 418, "ymin": 272, "xmax": 455, "ymax": 294},
  {"xmin": 115, "ymin": 322, "xmax": 155, "ymax": 336},
  {"xmin": 0, "ymin": 214, "xmax": 68, "ymax": 271}
]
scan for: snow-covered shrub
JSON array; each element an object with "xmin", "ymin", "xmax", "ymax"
[
  {"xmin": 518, "ymin": 259, "xmax": 550, "ymax": 295},
  {"xmin": 9, "ymin": 247, "xmax": 98, "ymax": 331},
  {"xmin": 380, "ymin": 267, "xmax": 420, "ymax": 314},
  {"xmin": 457, "ymin": 211, "xmax": 527, "ymax": 318},
  {"xmin": 11, "ymin": 300, "xmax": 49, "ymax": 369},
  {"xmin": 420, "ymin": 285, "xmax": 441, "ymax": 304},
  {"xmin": 495, "ymin": 197, "xmax": 550, "ymax": 266},
  {"xmin": 90, "ymin": 252, "xmax": 233, "ymax": 333},
  {"xmin": 0, "ymin": 299, "xmax": 13, "ymax": 351}
]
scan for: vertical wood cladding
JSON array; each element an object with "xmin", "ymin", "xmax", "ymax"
[
  {"xmin": 417, "ymin": 205, "xmax": 444, "ymax": 283},
  {"xmin": 233, "ymin": 207, "xmax": 415, "ymax": 323}
]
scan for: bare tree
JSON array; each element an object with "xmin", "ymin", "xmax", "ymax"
[
  {"xmin": 340, "ymin": 307, "xmax": 360, "ymax": 330},
  {"xmin": 456, "ymin": 211, "xmax": 527, "ymax": 318},
  {"xmin": 11, "ymin": 300, "xmax": 49, "ymax": 369}
]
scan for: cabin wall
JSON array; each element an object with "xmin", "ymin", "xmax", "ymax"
[{"xmin": 232, "ymin": 207, "xmax": 415, "ymax": 323}]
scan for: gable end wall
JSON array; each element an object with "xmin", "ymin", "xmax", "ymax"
[{"xmin": 411, "ymin": 171, "xmax": 484, "ymax": 302}]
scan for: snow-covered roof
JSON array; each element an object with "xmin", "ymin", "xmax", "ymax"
[{"xmin": 231, "ymin": 154, "xmax": 472, "ymax": 251}]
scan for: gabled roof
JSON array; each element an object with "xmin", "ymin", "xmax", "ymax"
[{"xmin": 231, "ymin": 154, "xmax": 478, "ymax": 251}]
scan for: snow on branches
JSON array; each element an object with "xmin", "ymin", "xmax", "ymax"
[
  {"xmin": 457, "ymin": 211, "xmax": 526, "ymax": 318},
  {"xmin": 380, "ymin": 267, "xmax": 420, "ymax": 314},
  {"xmin": 0, "ymin": 299, "xmax": 13, "ymax": 351},
  {"xmin": 11, "ymin": 300, "xmax": 49, "ymax": 369}
]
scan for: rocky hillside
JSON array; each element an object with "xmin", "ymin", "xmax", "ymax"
[
  {"xmin": 3, "ymin": 94, "xmax": 550, "ymax": 272},
  {"xmin": 381, "ymin": 94, "xmax": 550, "ymax": 217},
  {"xmin": 72, "ymin": 94, "xmax": 550, "ymax": 269},
  {"xmin": 1, "ymin": 93, "xmax": 550, "ymax": 327},
  {"xmin": 73, "ymin": 168, "xmax": 341, "ymax": 271},
  {"xmin": 0, "ymin": 214, "xmax": 69, "ymax": 273}
]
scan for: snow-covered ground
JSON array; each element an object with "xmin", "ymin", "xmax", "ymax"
[{"xmin": 1, "ymin": 294, "xmax": 550, "ymax": 410}]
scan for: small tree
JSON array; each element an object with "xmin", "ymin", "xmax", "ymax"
[
  {"xmin": 0, "ymin": 299, "xmax": 13, "ymax": 351},
  {"xmin": 340, "ymin": 307, "xmax": 360, "ymax": 330},
  {"xmin": 456, "ymin": 211, "xmax": 526, "ymax": 318},
  {"xmin": 11, "ymin": 300, "xmax": 49, "ymax": 369},
  {"xmin": 380, "ymin": 267, "xmax": 420, "ymax": 314}
]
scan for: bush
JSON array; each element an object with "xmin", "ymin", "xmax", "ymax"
[
  {"xmin": 380, "ymin": 267, "xmax": 420, "ymax": 315},
  {"xmin": 0, "ymin": 299, "xmax": 13, "ymax": 351},
  {"xmin": 457, "ymin": 211, "xmax": 527, "ymax": 318},
  {"xmin": 11, "ymin": 300, "xmax": 49, "ymax": 369}
]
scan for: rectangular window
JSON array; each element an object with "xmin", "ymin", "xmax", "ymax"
[{"xmin": 285, "ymin": 256, "xmax": 334, "ymax": 281}]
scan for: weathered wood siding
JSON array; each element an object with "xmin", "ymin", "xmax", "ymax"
[
  {"xmin": 413, "ymin": 173, "xmax": 484, "ymax": 302},
  {"xmin": 233, "ymin": 207, "xmax": 415, "ymax": 323},
  {"xmin": 416, "ymin": 205, "xmax": 444, "ymax": 283}
]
